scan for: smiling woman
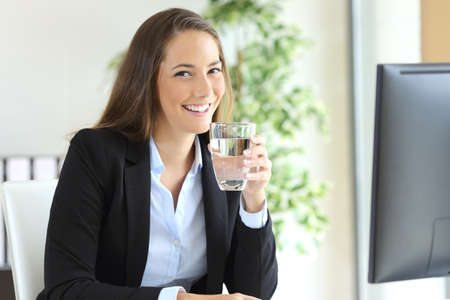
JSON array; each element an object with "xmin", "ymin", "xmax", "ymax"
[
  {"xmin": 37, "ymin": 7, "xmax": 277, "ymax": 300},
  {"xmin": 93, "ymin": 10, "xmax": 232, "ymax": 143},
  {"xmin": 155, "ymin": 30, "xmax": 225, "ymax": 137}
]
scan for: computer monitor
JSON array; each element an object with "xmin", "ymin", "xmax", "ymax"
[{"xmin": 368, "ymin": 63, "xmax": 450, "ymax": 283}]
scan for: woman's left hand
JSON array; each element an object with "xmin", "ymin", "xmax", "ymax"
[{"xmin": 241, "ymin": 134, "xmax": 272, "ymax": 213}]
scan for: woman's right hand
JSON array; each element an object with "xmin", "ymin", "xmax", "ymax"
[{"xmin": 177, "ymin": 292, "xmax": 261, "ymax": 300}]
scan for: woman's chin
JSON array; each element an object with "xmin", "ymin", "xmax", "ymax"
[
  {"xmin": 195, "ymin": 125, "xmax": 211, "ymax": 134},
  {"xmin": 189, "ymin": 122, "xmax": 211, "ymax": 134},
  {"xmin": 179, "ymin": 117, "xmax": 213, "ymax": 135}
]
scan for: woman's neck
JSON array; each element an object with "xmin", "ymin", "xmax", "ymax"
[{"xmin": 152, "ymin": 125, "xmax": 195, "ymax": 170}]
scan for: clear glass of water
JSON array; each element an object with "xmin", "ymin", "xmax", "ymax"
[{"xmin": 209, "ymin": 122, "xmax": 255, "ymax": 191}]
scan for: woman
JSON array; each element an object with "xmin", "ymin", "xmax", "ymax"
[{"xmin": 38, "ymin": 8, "xmax": 277, "ymax": 300}]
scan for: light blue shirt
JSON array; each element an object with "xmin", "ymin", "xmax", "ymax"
[{"xmin": 140, "ymin": 135, "xmax": 268, "ymax": 300}]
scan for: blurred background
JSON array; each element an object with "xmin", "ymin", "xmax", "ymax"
[{"xmin": 0, "ymin": 0, "xmax": 449, "ymax": 299}]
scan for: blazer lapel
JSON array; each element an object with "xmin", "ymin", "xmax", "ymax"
[
  {"xmin": 124, "ymin": 138, "xmax": 150, "ymax": 287},
  {"xmin": 199, "ymin": 133, "xmax": 229, "ymax": 293}
]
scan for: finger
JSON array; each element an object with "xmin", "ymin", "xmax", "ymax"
[
  {"xmin": 243, "ymin": 157, "xmax": 271, "ymax": 169},
  {"xmin": 244, "ymin": 145, "xmax": 267, "ymax": 159},
  {"xmin": 250, "ymin": 135, "xmax": 265, "ymax": 146},
  {"xmin": 246, "ymin": 170, "xmax": 271, "ymax": 181},
  {"xmin": 207, "ymin": 143, "xmax": 211, "ymax": 153}
]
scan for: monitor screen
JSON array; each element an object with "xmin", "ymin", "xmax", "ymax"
[{"xmin": 368, "ymin": 63, "xmax": 450, "ymax": 283}]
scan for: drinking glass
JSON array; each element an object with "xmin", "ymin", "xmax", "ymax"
[{"xmin": 209, "ymin": 122, "xmax": 255, "ymax": 191}]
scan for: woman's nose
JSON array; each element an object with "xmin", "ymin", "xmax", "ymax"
[{"xmin": 193, "ymin": 75, "xmax": 213, "ymax": 99}]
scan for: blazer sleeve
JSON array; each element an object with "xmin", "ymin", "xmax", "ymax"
[
  {"xmin": 38, "ymin": 130, "xmax": 163, "ymax": 300},
  {"xmin": 223, "ymin": 210, "xmax": 278, "ymax": 300}
]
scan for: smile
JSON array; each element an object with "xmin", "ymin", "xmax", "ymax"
[{"xmin": 182, "ymin": 103, "xmax": 211, "ymax": 113}]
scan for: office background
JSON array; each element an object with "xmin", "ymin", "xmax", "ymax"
[{"xmin": 0, "ymin": 0, "xmax": 449, "ymax": 299}]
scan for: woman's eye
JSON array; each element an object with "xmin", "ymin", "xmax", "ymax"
[
  {"xmin": 209, "ymin": 68, "xmax": 222, "ymax": 74},
  {"xmin": 174, "ymin": 71, "xmax": 190, "ymax": 77}
]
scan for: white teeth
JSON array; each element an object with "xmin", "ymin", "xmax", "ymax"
[{"xmin": 183, "ymin": 104, "xmax": 209, "ymax": 112}]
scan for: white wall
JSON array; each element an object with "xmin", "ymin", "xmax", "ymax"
[
  {"xmin": 352, "ymin": 0, "xmax": 447, "ymax": 299},
  {"xmin": 0, "ymin": 0, "xmax": 206, "ymax": 156},
  {"xmin": 1, "ymin": 0, "xmax": 356, "ymax": 299}
]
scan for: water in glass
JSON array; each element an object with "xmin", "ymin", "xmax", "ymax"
[{"xmin": 210, "ymin": 137, "xmax": 250, "ymax": 191}]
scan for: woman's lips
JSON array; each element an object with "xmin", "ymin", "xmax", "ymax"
[{"xmin": 182, "ymin": 103, "xmax": 211, "ymax": 116}]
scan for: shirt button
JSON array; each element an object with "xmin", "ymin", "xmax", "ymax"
[{"xmin": 174, "ymin": 239, "xmax": 180, "ymax": 246}]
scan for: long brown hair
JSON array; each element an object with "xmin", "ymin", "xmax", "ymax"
[{"xmin": 93, "ymin": 8, "xmax": 233, "ymax": 142}]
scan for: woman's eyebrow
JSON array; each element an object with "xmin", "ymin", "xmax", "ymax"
[{"xmin": 171, "ymin": 60, "xmax": 221, "ymax": 70}]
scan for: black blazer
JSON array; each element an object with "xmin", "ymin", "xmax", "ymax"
[{"xmin": 37, "ymin": 128, "xmax": 277, "ymax": 300}]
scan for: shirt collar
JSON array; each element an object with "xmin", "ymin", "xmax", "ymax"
[{"xmin": 150, "ymin": 135, "xmax": 203, "ymax": 176}]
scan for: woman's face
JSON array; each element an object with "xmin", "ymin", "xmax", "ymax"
[{"xmin": 156, "ymin": 30, "xmax": 225, "ymax": 136}]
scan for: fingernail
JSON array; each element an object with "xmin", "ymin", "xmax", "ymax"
[{"xmin": 243, "ymin": 159, "xmax": 250, "ymax": 166}]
